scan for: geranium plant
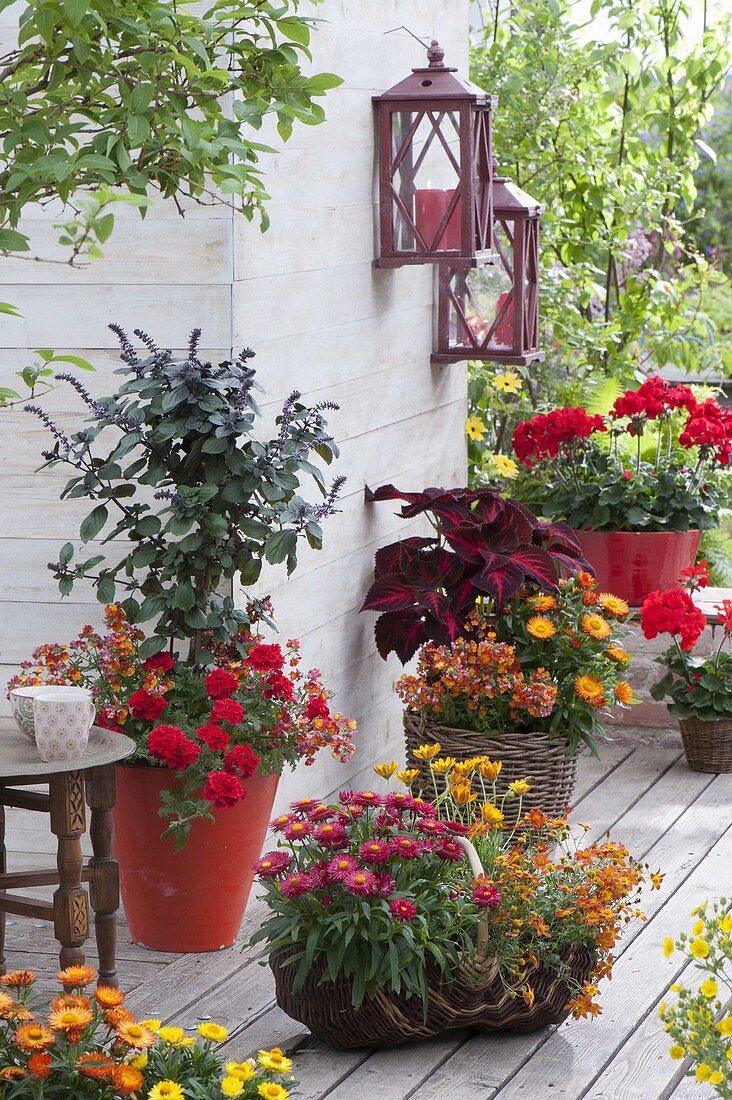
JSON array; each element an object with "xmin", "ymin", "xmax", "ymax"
[
  {"xmin": 396, "ymin": 572, "xmax": 634, "ymax": 756},
  {"xmin": 361, "ymin": 484, "xmax": 589, "ymax": 663},
  {"xmin": 26, "ymin": 325, "xmax": 345, "ymax": 661},
  {"xmin": 8, "ymin": 604, "xmax": 356, "ymax": 847},
  {"xmin": 643, "ymin": 566, "xmax": 732, "ymax": 723},
  {"xmin": 660, "ymin": 900, "xmax": 732, "ymax": 1096},
  {"xmin": 510, "ymin": 377, "xmax": 732, "ymax": 532},
  {"xmin": 0, "ymin": 965, "xmax": 296, "ymax": 1098}
]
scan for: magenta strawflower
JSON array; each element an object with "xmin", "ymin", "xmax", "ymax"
[
  {"xmin": 390, "ymin": 898, "xmax": 417, "ymax": 921},
  {"xmin": 417, "ymin": 819, "xmax": 445, "ymax": 836},
  {"xmin": 283, "ymin": 821, "xmax": 311, "ymax": 841},
  {"xmin": 290, "ymin": 798, "xmax": 322, "ymax": 815},
  {"xmin": 389, "ymin": 835, "xmax": 422, "ymax": 859},
  {"xmin": 435, "ymin": 838, "xmax": 465, "ymax": 861},
  {"xmin": 472, "ymin": 883, "xmax": 502, "ymax": 909},
  {"xmin": 384, "ymin": 791, "xmax": 416, "ymax": 811},
  {"xmin": 343, "ymin": 869, "xmax": 380, "ymax": 896},
  {"xmin": 358, "ymin": 839, "xmax": 393, "ymax": 864},
  {"xmin": 253, "ymin": 851, "xmax": 292, "ymax": 879},
  {"xmin": 326, "ymin": 855, "xmax": 359, "ymax": 881},
  {"xmin": 374, "ymin": 872, "xmax": 395, "ymax": 898},
  {"xmin": 312, "ymin": 822, "xmax": 348, "ymax": 848},
  {"xmin": 279, "ymin": 871, "xmax": 314, "ymax": 898},
  {"xmin": 351, "ymin": 791, "xmax": 382, "ymax": 808}
]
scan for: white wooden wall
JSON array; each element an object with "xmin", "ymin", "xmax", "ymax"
[{"xmin": 0, "ymin": 0, "xmax": 469, "ymax": 809}]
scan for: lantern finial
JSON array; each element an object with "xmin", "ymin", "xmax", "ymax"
[{"xmin": 426, "ymin": 40, "xmax": 445, "ymax": 68}]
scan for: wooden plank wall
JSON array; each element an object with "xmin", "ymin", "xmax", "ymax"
[{"xmin": 0, "ymin": 0, "xmax": 469, "ymax": 812}]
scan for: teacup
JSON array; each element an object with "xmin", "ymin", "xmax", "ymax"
[
  {"xmin": 9, "ymin": 685, "xmax": 91, "ymax": 742},
  {"xmin": 33, "ymin": 690, "xmax": 96, "ymax": 763}
]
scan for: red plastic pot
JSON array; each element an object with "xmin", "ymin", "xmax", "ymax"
[
  {"xmin": 113, "ymin": 764, "xmax": 278, "ymax": 952},
  {"xmin": 575, "ymin": 529, "xmax": 701, "ymax": 606}
]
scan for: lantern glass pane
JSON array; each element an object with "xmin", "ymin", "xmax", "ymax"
[
  {"xmin": 451, "ymin": 220, "xmax": 513, "ymax": 349},
  {"xmin": 390, "ymin": 109, "xmax": 462, "ymax": 254}
]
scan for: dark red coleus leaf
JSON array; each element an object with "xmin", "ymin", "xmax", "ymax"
[{"xmin": 373, "ymin": 536, "xmax": 434, "ymax": 578}]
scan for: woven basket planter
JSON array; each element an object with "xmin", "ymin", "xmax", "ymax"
[
  {"xmin": 404, "ymin": 711, "xmax": 578, "ymax": 824},
  {"xmin": 271, "ymin": 944, "xmax": 594, "ymax": 1049},
  {"xmin": 678, "ymin": 718, "xmax": 732, "ymax": 774}
]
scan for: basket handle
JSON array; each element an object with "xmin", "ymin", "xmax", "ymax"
[{"xmin": 456, "ymin": 835, "xmax": 490, "ymax": 953}]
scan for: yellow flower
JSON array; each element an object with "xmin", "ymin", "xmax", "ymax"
[
  {"xmin": 709, "ymin": 1071, "xmax": 724, "ymax": 1086},
  {"xmin": 140, "ymin": 1019, "xmax": 161, "ymax": 1032},
  {"xmin": 717, "ymin": 1017, "xmax": 732, "ymax": 1037},
  {"xmin": 574, "ymin": 674, "xmax": 606, "ymax": 707},
  {"xmin": 117, "ymin": 1021, "xmax": 157, "ymax": 1050},
  {"xmin": 527, "ymin": 595, "xmax": 557, "ymax": 611},
  {"xmin": 508, "ymin": 780, "xmax": 531, "ymax": 796},
  {"xmin": 663, "ymin": 937, "xmax": 675, "ymax": 958},
  {"xmin": 258, "ymin": 1048, "xmax": 293, "ymax": 1073},
  {"xmin": 257, "ymin": 1085, "xmax": 288, "ymax": 1100},
  {"xmin": 465, "ymin": 416, "xmax": 487, "ymax": 441},
  {"xmin": 668, "ymin": 1045, "xmax": 685, "ymax": 1060},
  {"xmin": 413, "ymin": 743, "xmax": 441, "ymax": 761},
  {"xmin": 491, "ymin": 370, "xmax": 523, "ymax": 395},
  {"xmin": 198, "ymin": 1022, "xmax": 229, "ymax": 1043},
  {"xmin": 480, "ymin": 802, "xmax": 504, "ymax": 825},
  {"xmin": 606, "ymin": 645, "xmax": 631, "ymax": 664},
  {"xmin": 130, "ymin": 1053, "xmax": 149, "ymax": 1069},
  {"xmin": 373, "ymin": 761, "xmax": 399, "ymax": 779},
  {"xmin": 526, "ymin": 616, "xmax": 556, "ymax": 640},
  {"xmin": 148, "ymin": 1084, "xmax": 185, "ymax": 1100},
  {"xmin": 615, "ymin": 681, "xmax": 634, "ymax": 705},
  {"xmin": 699, "ymin": 978, "xmax": 718, "ymax": 999},
  {"xmin": 489, "ymin": 453, "xmax": 519, "ymax": 480},
  {"xmin": 478, "ymin": 759, "xmax": 502, "ymax": 781},
  {"xmin": 597, "ymin": 593, "xmax": 629, "ymax": 620},
  {"xmin": 450, "ymin": 780, "xmax": 477, "ymax": 805},
  {"xmin": 695, "ymin": 1064, "xmax": 712, "ymax": 1082},
  {"xmin": 689, "ymin": 938, "xmax": 710, "ymax": 959},
  {"xmin": 225, "ymin": 1061, "xmax": 256, "ymax": 1082},
  {"xmin": 396, "ymin": 769, "xmax": 420, "ymax": 786},
  {"xmin": 692, "ymin": 918, "xmax": 704, "ymax": 936},
  {"xmin": 430, "ymin": 757, "xmax": 457, "ymax": 775},
  {"xmin": 159, "ymin": 1026, "xmax": 186, "ymax": 1045},
  {"xmin": 222, "ymin": 1079, "xmax": 244, "ymax": 1098},
  {"xmin": 720, "ymin": 915, "xmax": 732, "ymax": 934},
  {"xmin": 581, "ymin": 613, "xmax": 612, "ymax": 641}
]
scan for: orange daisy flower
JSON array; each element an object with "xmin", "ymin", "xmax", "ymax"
[
  {"xmin": 6, "ymin": 1003, "xmax": 34, "ymax": 1021},
  {"xmin": 13, "ymin": 1023, "xmax": 55, "ymax": 1052},
  {"xmin": 105, "ymin": 1007, "xmax": 135, "ymax": 1027},
  {"xmin": 95, "ymin": 985, "xmax": 125, "ymax": 1009},
  {"xmin": 76, "ymin": 1052, "xmax": 115, "ymax": 1081},
  {"xmin": 27, "ymin": 1053, "xmax": 52, "ymax": 1079},
  {"xmin": 111, "ymin": 1064, "xmax": 144, "ymax": 1095},
  {"xmin": 57, "ymin": 965, "xmax": 96, "ymax": 990},
  {"xmin": 580, "ymin": 613, "xmax": 612, "ymax": 641},
  {"xmin": 615, "ymin": 681, "xmax": 633, "ymax": 704},
  {"xmin": 115, "ymin": 1021, "xmax": 156, "ymax": 1049},
  {"xmin": 49, "ymin": 994, "xmax": 91, "ymax": 1013},
  {"xmin": 48, "ymin": 1005, "xmax": 94, "ymax": 1033},
  {"xmin": 0, "ymin": 970, "xmax": 36, "ymax": 989},
  {"xmin": 598, "ymin": 592, "xmax": 629, "ymax": 620},
  {"xmin": 574, "ymin": 674, "xmax": 606, "ymax": 707},
  {"xmin": 526, "ymin": 616, "xmax": 556, "ymax": 640}
]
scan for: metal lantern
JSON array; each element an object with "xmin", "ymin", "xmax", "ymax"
[
  {"xmin": 433, "ymin": 176, "xmax": 544, "ymax": 365},
  {"xmin": 373, "ymin": 40, "xmax": 495, "ymax": 268}
]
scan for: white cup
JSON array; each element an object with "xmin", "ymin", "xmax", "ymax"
[{"xmin": 33, "ymin": 689, "xmax": 96, "ymax": 763}]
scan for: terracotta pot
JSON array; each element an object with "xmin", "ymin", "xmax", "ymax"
[
  {"xmin": 113, "ymin": 764, "xmax": 278, "ymax": 952},
  {"xmin": 575, "ymin": 529, "xmax": 701, "ymax": 606}
]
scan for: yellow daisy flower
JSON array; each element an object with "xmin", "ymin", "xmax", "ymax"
[
  {"xmin": 148, "ymin": 1083, "xmax": 185, "ymax": 1100},
  {"xmin": 396, "ymin": 769, "xmax": 420, "ymax": 786},
  {"xmin": 489, "ymin": 453, "xmax": 519, "ymax": 480},
  {"xmin": 198, "ymin": 1022, "xmax": 229, "ymax": 1043},
  {"xmin": 412, "ymin": 743, "xmax": 441, "ymax": 761},
  {"xmin": 373, "ymin": 761, "xmax": 399, "ymax": 779},
  {"xmin": 597, "ymin": 592, "xmax": 629, "ymax": 620},
  {"xmin": 430, "ymin": 756, "xmax": 457, "ymax": 775},
  {"xmin": 480, "ymin": 803, "xmax": 504, "ymax": 825},
  {"xmin": 222, "ymin": 1079, "xmax": 244, "ymax": 1098},
  {"xmin": 689, "ymin": 938, "xmax": 709, "ymax": 959},
  {"xmin": 258, "ymin": 1048, "xmax": 293, "ymax": 1073},
  {"xmin": 699, "ymin": 978, "xmax": 718, "ymax": 999},
  {"xmin": 508, "ymin": 780, "xmax": 531, "ymax": 796},
  {"xmin": 225, "ymin": 1061, "xmax": 257, "ymax": 1082},
  {"xmin": 477, "ymin": 759, "xmax": 502, "ymax": 781},
  {"xmin": 668, "ymin": 1045, "xmax": 685, "ymax": 1060},
  {"xmin": 465, "ymin": 416, "xmax": 487, "ymax": 441},
  {"xmin": 450, "ymin": 780, "xmax": 477, "ymax": 805},
  {"xmin": 526, "ymin": 616, "xmax": 556, "ymax": 640},
  {"xmin": 491, "ymin": 370, "xmax": 523, "ymax": 395},
  {"xmin": 663, "ymin": 937, "xmax": 674, "ymax": 958},
  {"xmin": 580, "ymin": 613, "xmax": 612, "ymax": 640}
]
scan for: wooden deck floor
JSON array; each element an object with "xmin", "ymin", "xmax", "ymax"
[{"xmin": 3, "ymin": 741, "xmax": 729, "ymax": 1099}]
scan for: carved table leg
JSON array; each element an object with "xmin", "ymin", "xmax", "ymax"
[
  {"xmin": 0, "ymin": 804, "xmax": 6, "ymax": 975},
  {"xmin": 50, "ymin": 771, "xmax": 89, "ymax": 971},
  {"xmin": 86, "ymin": 765, "xmax": 119, "ymax": 987}
]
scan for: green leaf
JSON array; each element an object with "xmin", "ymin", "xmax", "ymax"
[
  {"xmin": 96, "ymin": 574, "xmax": 116, "ymax": 603},
  {"xmin": 48, "ymin": 354, "xmax": 95, "ymax": 371},
  {"xmin": 0, "ymin": 302, "xmax": 22, "ymax": 317},
  {"xmin": 264, "ymin": 529, "xmax": 297, "ymax": 566},
  {"xmin": 59, "ymin": 541, "xmax": 75, "ymax": 565},
  {"xmin": 79, "ymin": 504, "xmax": 109, "ymax": 543},
  {"xmin": 0, "ymin": 229, "xmax": 30, "ymax": 252},
  {"xmin": 62, "ymin": 0, "xmax": 88, "ymax": 27}
]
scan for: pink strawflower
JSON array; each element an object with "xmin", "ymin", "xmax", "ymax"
[
  {"xmin": 390, "ymin": 835, "xmax": 422, "ymax": 859},
  {"xmin": 343, "ymin": 868, "xmax": 380, "ymax": 896},
  {"xmin": 390, "ymin": 898, "xmax": 417, "ymax": 921},
  {"xmin": 327, "ymin": 855, "xmax": 359, "ymax": 881},
  {"xmin": 435, "ymin": 838, "xmax": 465, "ymax": 861},
  {"xmin": 313, "ymin": 822, "xmax": 348, "ymax": 848},
  {"xmin": 283, "ymin": 821, "xmax": 311, "ymax": 841},
  {"xmin": 290, "ymin": 798, "xmax": 322, "ymax": 815},
  {"xmin": 279, "ymin": 871, "xmax": 314, "ymax": 898},
  {"xmin": 253, "ymin": 851, "xmax": 292, "ymax": 879},
  {"xmin": 358, "ymin": 839, "xmax": 393, "ymax": 865},
  {"xmin": 351, "ymin": 791, "xmax": 382, "ymax": 808},
  {"xmin": 472, "ymin": 883, "xmax": 502, "ymax": 909}
]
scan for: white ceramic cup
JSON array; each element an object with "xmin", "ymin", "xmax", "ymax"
[{"xmin": 33, "ymin": 689, "xmax": 96, "ymax": 763}]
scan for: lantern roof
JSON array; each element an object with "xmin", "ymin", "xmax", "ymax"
[
  {"xmin": 493, "ymin": 177, "xmax": 543, "ymax": 217},
  {"xmin": 374, "ymin": 40, "xmax": 495, "ymax": 105}
]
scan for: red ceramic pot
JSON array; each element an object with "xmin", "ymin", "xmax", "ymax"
[
  {"xmin": 575, "ymin": 529, "xmax": 701, "ymax": 606},
  {"xmin": 113, "ymin": 764, "xmax": 278, "ymax": 952}
]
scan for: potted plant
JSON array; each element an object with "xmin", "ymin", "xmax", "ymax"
[
  {"xmin": 19, "ymin": 325, "xmax": 355, "ymax": 951},
  {"xmin": 510, "ymin": 377, "xmax": 732, "ymax": 603},
  {"xmin": 250, "ymin": 771, "xmax": 651, "ymax": 1049},
  {"xmin": 642, "ymin": 566, "xmax": 732, "ymax": 774},
  {"xmin": 0, "ymin": 965, "xmax": 298, "ymax": 1097},
  {"xmin": 396, "ymin": 573, "xmax": 634, "ymax": 819}
]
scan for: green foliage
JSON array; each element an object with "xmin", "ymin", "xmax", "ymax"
[
  {"xmin": 471, "ymin": 0, "xmax": 731, "ymax": 395},
  {"xmin": 685, "ymin": 85, "xmax": 732, "ymax": 275},
  {"xmin": 650, "ymin": 642, "xmax": 732, "ymax": 722},
  {"xmin": 29, "ymin": 326, "xmax": 345, "ymax": 659},
  {"xmin": 0, "ymin": 0, "xmax": 341, "ymax": 257}
]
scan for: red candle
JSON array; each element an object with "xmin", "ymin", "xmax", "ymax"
[
  {"xmin": 415, "ymin": 187, "xmax": 447, "ymax": 249},
  {"xmin": 494, "ymin": 291, "xmax": 514, "ymax": 347}
]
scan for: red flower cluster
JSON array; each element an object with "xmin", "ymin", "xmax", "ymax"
[
  {"xmin": 195, "ymin": 722, "xmax": 230, "ymax": 751},
  {"xmin": 679, "ymin": 561, "xmax": 710, "ymax": 591},
  {"xmin": 715, "ymin": 599, "xmax": 732, "ymax": 634},
  {"xmin": 640, "ymin": 589, "xmax": 707, "ymax": 651},
  {"xmin": 204, "ymin": 669, "xmax": 238, "ymax": 699},
  {"xmin": 679, "ymin": 399, "xmax": 732, "ymax": 466},
  {"xmin": 201, "ymin": 770, "xmax": 246, "ymax": 809},
  {"xmin": 210, "ymin": 698, "xmax": 245, "ymax": 724},
  {"xmin": 141, "ymin": 652, "xmax": 176, "ymax": 673},
  {"xmin": 128, "ymin": 689, "xmax": 167, "ymax": 721},
  {"xmin": 610, "ymin": 376, "xmax": 696, "ymax": 423},
  {"xmin": 148, "ymin": 725, "xmax": 201, "ymax": 770},
  {"xmin": 224, "ymin": 744, "xmax": 260, "ymax": 779},
  {"xmin": 513, "ymin": 407, "xmax": 606, "ymax": 466},
  {"xmin": 245, "ymin": 643, "xmax": 285, "ymax": 673}
]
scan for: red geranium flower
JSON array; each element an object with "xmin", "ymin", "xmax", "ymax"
[
  {"xmin": 147, "ymin": 725, "xmax": 201, "ymax": 771},
  {"xmin": 244, "ymin": 643, "xmax": 285, "ymax": 673},
  {"xmin": 389, "ymin": 898, "xmax": 417, "ymax": 921},
  {"xmin": 195, "ymin": 723, "xmax": 230, "ymax": 752},
  {"xmin": 679, "ymin": 561, "xmax": 710, "ymax": 591},
  {"xmin": 204, "ymin": 669, "xmax": 238, "ymax": 699},
  {"xmin": 141, "ymin": 653, "xmax": 176, "ymax": 673},
  {"xmin": 640, "ymin": 589, "xmax": 706, "ymax": 651},
  {"xmin": 201, "ymin": 770, "xmax": 246, "ymax": 808},
  {"xmin": 223, "ymin": 744, "xmax": 260, "ymax": 779},
  {"xmin": 210, "ymin": 698, "xmax": 245, "ymax": 725},
  {"xmin": 513, "ymin": 407, "xmax": 606, "ymax": 466},
  {"xmin": 715, "ymin": 599, "xmax": 732, "ymax": 634},
  {"xmin": 128, "ymin": 690, "xmax": 168, "ymax": 721}
]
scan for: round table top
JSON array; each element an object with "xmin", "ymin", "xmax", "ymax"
[{"xmin": 0, "ymin": 722, "xmax": 136, "ymax": 777}]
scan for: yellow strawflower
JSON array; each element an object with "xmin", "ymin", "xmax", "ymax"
[
  {"xmin": 148, "ymin": 1084, "xmax": 185, "ymax": 1100},
  {"xmin": 159, "ymin": 1026, "xmax": 186, "ymax": 1045},
  {"xmin": 130, "ymin": 1053, "xmax": 149, "ymax": 1069},
  {"xmin": 412, "ymin": 743, "xmax": 441, "ymax": 761},
  {"xmin": 669, "ymin": 1045, "xmax": 685, "ymax": 1060},
  {"xmin": 258, "ymin": 1048, "xmax": 293, "ymax": 1073},
  {"xmin": 257, "ymin": 1085, "xmax": 288, "ymax": 1100},
  {"xmin": 699, "ymin": 978, "xmax": 718, "ymax": 999},
  {"xmin": 198, "ymin": 1022, "xmax": 229, "ymax": 1043},
  {"xmin": 140, "ymin": 1019, "xmax": 161, "ymax": 1032},
  {"xmin": 225, "ymin": 1061, "xmax": 256, "ymax": 1082},
  {"xmin": 373, "ymin": 761, "xmax": 399, "ymax": 779},
  {"xmin": 465, "ymin": 417, "xmax": 486, "ymax": 441},
  {"xmin": 663, "ymin": 937, "xmax": 675, "ymax": 957},
  {"xmin": 222, "ymin": 1079, "xmax": 245, "ymax": 1098}
]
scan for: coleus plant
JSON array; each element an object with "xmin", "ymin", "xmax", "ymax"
[{"xmin": 361, "ymin": 485, "xmax": 589, "ymax": 662}]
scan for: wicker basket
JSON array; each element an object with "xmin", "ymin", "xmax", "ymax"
[
  {"xmin": 679, "ymin": 718, "xmax": 732, "ymax": 774},
  {"xmin": 404, "ymin": 711, "xmax": 578, "ymax": 824}
]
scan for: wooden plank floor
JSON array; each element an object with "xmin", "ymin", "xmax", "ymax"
[{"xmin": 3, "ymin": 741, "xmax": 728, "ymax": 1100}]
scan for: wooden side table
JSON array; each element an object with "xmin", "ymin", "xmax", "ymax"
[{"xmin": 0, "ymin": 724, "xmax": 134, "ymax": 986}]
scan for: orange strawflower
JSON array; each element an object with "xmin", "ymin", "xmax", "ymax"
[
  {"xmin": 576, "ymin": 571, "xmax": 596, "ymax": 590},
  {"xmin": 94, "ymin": 985, "xmax": 125, "ymax": 1009},
  {"xmin": 0, "ymin": 992, "xmax": 17, "ymax": 1018},
  {"xmin": 580, "ymin": 613, "xmax": 612, "ymax": 641},
  {"xmin": 48, "ymin": 1005, "xmax": 94, "ymax": 1033},
  {"xmin": 615, "ymin": 681, "xmax": 633, "ymax": 704},
  {"xmin": 605, "ymin": 644, "xmax": 630, "ymax": 664},
  {"xmin": 77, "ymin": 1052, "xmax": 115, "ymax": 1080},
  {"xmin": 574, "ymin": 674, "xmax": 606, "ymax": 707},
  {"xmin": 0, "ymin": 1067, "xmax": 26, "ymax": 1081},
  {"xmin": 0, "ymin": 970, "xmax": 36, "ymax": 989},
  {"xmin": 105, "ymin": 1007, "xmax": 135, "ymax": 1027},
  {"xmin": 527, "ymin": 595, "xmax": 557, "ymax": 611},
  {"xmin": 598, "ymin": 593, "xmax": 629, "ymax": 620},
  {"xmin": 27, "ymin": 1053, "xmax": 52, "ymax": 1079},
  {"xmin": 111, "ymin": 1064, "xmax": 144, "ymax": 1095},
  {"xmin": 49, "ymin": 994, "xmax": 91, "ymax": 1013},
  {"xmin": 57, "ymin": 965, "xmax": 96, "ymax": 990},
  {"xmin": 13, "ymin": 1023, "xmax": 55, "ymax": 1052},
  {"xmin": 115, "ymin": 1021, "xmax": 156, "ymax": 1049},
  {"xmin": 526, "ymin": 616, "xmax": 556, "ymax": 640}
]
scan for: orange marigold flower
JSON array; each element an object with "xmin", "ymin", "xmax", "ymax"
[
  {"xmin": 574, "ymin": 674, "xmax": 605, "ymax": 707},
  {"xmin": 0, "ymin": 970, "xmax": 36, "ymax": 989},
  {"xmin": 76, "ymin": 1052, "xmax": 115, "ymax": 1080},
  {"xmin": 95, "ymin": 985, "xmax": 125, "ymax": 1009},
  {"xmin": 526, "ymin": 616, "xmax": 556, "ymax": 640},
  {"xmin": 111, "ymin": 1064, "xmax": 144, "ymax": 1095},
  {"xmin": 615, "ymin": 681, "xmax": 633, "ymax": 705},
  {"xmin": 13, "ymin": 1023, "xmax": 55, "ymax": 1052},
  {"xmin": 57, "ymin": 965, "xmax": 96, "ymax": 990},
  {"xmin": 598, "ymin": 592, "xmax": 629, "ymax": 620},
  {"xmin": 27, "ymin": 1053, "xmax": 52, "ymax": 1079},
  {"xmin": 48, "ymin": 1006, "xmax": 94, "ymax": 1032},
  {"xmin": 115, "ymin": 1021, "xmax": 156, "ymax": 1049},
  {"xmin": 580, "ymin": 613, "xmax": 612, "ymax": 641}
]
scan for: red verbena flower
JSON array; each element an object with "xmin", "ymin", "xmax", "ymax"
[
  {"xmin": 390, "ymin": 898, "xmax": 417, "ymax": 921},
  {"xmin": 253, "ymin": 851, "xmax": 292, "ymax": 879},
  {"xmin": 128, "ymin": 690, "xmax": 168, "ymax": 721},
  {"xmin": 244, "ymin": 643, "xmax": 285, "ymax": 673},
  {"xmin": 640, "ymin": 589, "xmax": 706, "ymax": 651},
  {"xmin": 262, "ymin": 671, "xmax": 295, "ymax": 702},
  {"xmin": 141, "ymin": 653, "xmax": 176, "ymax": 672},
  {"xmin": 204, "ymin": 669, "xmax": 238, "ymax": 699},
  {"xmin": 210, "ymin": 698, "xmax": 245, "ymax": 725},
  {"xmin": 223, "ymin": 744, "xmax": 260, "ymax": 779},
  {"xmin": 147, "ymin": 725, "xmax": 201, "ymax": 771},
  {"xmin": 195, "ymin": 723, "xmax": 230, "ymax": 752},
  {"xmin": 201, "ymin": 770, "xmax": 246, "ymax": 808}
]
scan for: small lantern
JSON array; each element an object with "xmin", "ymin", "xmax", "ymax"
[
  {"xmin": 432, "ymin": 176, "xmax": 544, "ymax": 364},
  {"xmin": 373, "ymin": 40, "xmax": 495, "ymax": 268}
]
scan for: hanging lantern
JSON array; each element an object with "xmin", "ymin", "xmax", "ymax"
[
  {"xmin": 433, "ymin": 176, "xmax": 544, "ymax": 365},
  {"xmin": 373, "ymin": 40, "xmax": 495, "ymax": 268}
]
